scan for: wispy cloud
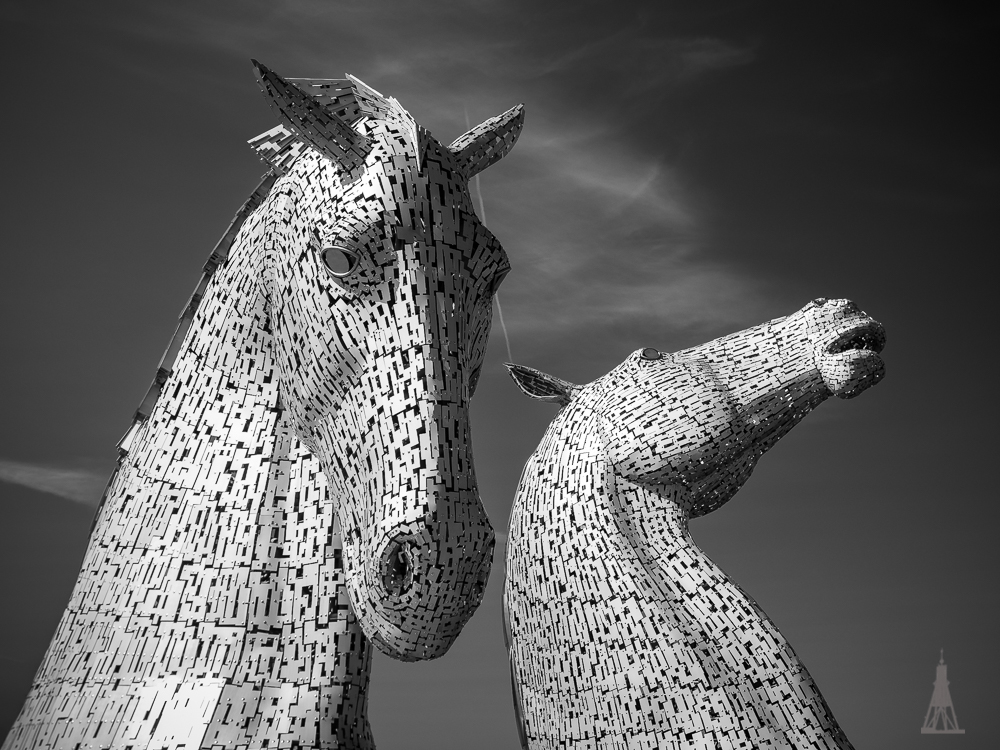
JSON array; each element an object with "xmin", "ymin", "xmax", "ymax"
[
  {"xmin": 97, "ymin": 2, "xmax": 766, "ymax": 358},
  {"xmin": 483, "ymin": 119, "xmax": 766, "ymax": 358},
  {"xmin": 672, "ymin": 37, "xmax": 757, "ymax": 80},
  {"xmin": 113, "ymin": 4, "xmax": 756, "ymax": 103},
  {"xmin": 537, "ymin": 32, "xmax": 756, "ymax": 93},
  {"xmin": 0, "ymin": 459, "xmax": 108, "ymax": 506}
]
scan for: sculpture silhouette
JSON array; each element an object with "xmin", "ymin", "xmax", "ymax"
[
  {"xmin": 504, "ymin": 298, "xmax": 885, "ymax": 749},
  {"xmin": 4, "ymin": 61, "xmax": 523, "ymax": 749}
]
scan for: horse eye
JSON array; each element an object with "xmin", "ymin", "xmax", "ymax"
[
  {"xmin": 322, "ymin": 246, "xmax": 358, "ymax": 277},
  {"xmin": 640, "ymin": 348, "xmax": 662, "ymax": 361}
]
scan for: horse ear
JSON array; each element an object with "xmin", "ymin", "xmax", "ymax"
[
  {"xmin": 251, "ymin": 59, "xmax": 371, "ymax": 179},
  {"xmin": 448, "ymin": 104, "xmax": 525, "ymax": 180},
  {"xmin": 504, "ymin": 363, "xmax": 578, "ymax": 406}
]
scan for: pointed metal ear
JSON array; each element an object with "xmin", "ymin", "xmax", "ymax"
[
  {"xmin": 504, "ymin": 363, "xmax": 578, "ymax": 406},
  {"xmin": 448, "ymin": 104, "xmax": 525, "ymax": 180},
  {"xmin": 251, "ymin": 59, "xmax": 371, "ymax": 179}
]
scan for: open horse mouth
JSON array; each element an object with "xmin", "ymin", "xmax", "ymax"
[
  {"xmin": 818, "ymin": 318, "xmax": 886, "ymax": 399},
  {"xmin": 825, "ymin": 321, "xmax": 886, "ymax": 356}
]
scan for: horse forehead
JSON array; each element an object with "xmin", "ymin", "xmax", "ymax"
[
  {"xmin": 330, "ymin": 133, "xmax": 471, "ymax": 219},
  {"xmin": 598, "ymin": 356, "xmax": 718, "ymax": 399},
  {"xmin": 360, "ymin": 120, "xmax": 462, "ymax": 181}
]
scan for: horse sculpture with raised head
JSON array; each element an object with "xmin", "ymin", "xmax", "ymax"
[
  {"xmin": 4, "ymin": 62, "xmax": 523, "ymax": 749},
  {"xmin": 503, "ymin": 298, "xmax": 886, "ymax": 749}
]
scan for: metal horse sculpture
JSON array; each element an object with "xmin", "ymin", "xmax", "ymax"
[
  {"xmin": 4, "ymin": 62, "xmax": 523, "ymax": 749},
  {"xmin": 504, "ymin": 298, "xmax": 885, "ymax": 749}
]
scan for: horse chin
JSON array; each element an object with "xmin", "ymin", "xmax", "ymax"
[{"xmin": 818, "ymin": 348, "xmax": 886, "ymax": 399}]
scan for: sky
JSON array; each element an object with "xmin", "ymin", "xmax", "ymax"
[{"xmin": 0, "ymin": 1, "xmax": 996, "ymax": 747}]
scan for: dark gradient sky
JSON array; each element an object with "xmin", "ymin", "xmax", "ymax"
[{"xmin": 1, "ymin": 2, "xmax": 996, "ymax": 747}]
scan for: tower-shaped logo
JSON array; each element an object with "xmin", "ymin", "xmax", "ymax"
[{"xmin": 921, "ymin": 649, "xmax": 965, "ymax": 734}]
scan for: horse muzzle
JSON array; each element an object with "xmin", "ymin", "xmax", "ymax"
[
  {"xmin": 350, "ymin": 511, "xmax": 495, "ymax": 661},
  {"xmin": 813, "ymin": 304, "xmax": 886, "ymax": 399}
]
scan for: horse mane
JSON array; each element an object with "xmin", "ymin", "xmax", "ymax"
[{"xmin": 118, "ymin": 74, "xmax": 397, "ymax": 458}]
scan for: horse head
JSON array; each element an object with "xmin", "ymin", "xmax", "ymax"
[
  {"xmin": 251, "ymin": 62, "xmax": 523, "ymax": 660},
  {"xmin": 502, "ymin": 298, "xmax": 883, "ymax": 748},
  {"xmin": 507, "ymin": 298, "xmax": 885, "ymax": 518}
]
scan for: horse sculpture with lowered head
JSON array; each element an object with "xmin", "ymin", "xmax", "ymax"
[
  {"xmin": 4, "ymin": 62, "xmax": 522, "ymax": 749},
  {"xmin": 504, "ymin": 298, "xmax": 885, "ymax": 749}
]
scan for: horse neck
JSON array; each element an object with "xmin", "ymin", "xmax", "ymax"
[
  {"xmin": 609, "ymin": 478, "xmax": 693, "ymax": 548},
  {"xmin": 94, "ymin": 229, "xmax": 373, "ymax": 736},
  {"xmin": 120, "ymin": 246, "xmax": 280, "ymax": 489},
  {"xmin": 516, "ymin": 401, "xmax": 709, "ymax": 615},
  {"xmin": 524, "ymin": 401, "xmax": 691, "ymax": 552}
]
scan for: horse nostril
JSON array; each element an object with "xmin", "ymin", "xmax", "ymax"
[{"xmin": 382, "ymin": 540, "xmax": 414, "ymax": 597}]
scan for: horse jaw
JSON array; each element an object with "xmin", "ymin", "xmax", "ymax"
[{"xmin": 311, "ymin": 385, "xmax": 495, "ymax": 661}]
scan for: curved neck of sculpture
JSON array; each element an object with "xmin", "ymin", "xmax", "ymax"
[
  {"xmin": 522, "ymin": 397, "xmax": 696, "ymax": 580},
  {"xmin": 525, "ymin": 402, "xmax": 839, "ymax": 722},
  {"xmin": 3, "ymin": 211, "xmax": 375, "ymax": 750}
]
